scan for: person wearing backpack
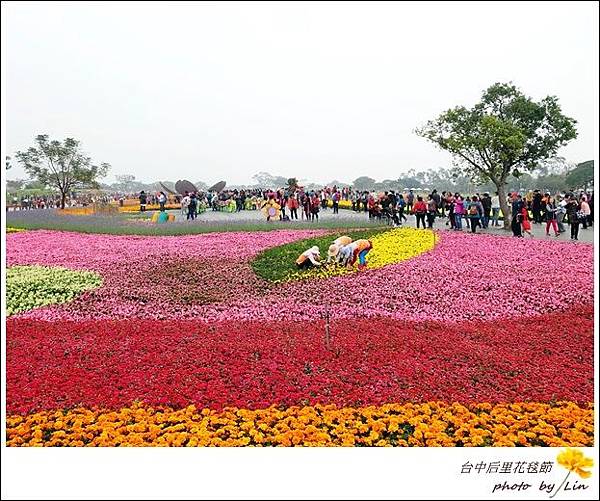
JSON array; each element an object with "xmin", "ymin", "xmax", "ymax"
[{"xmin": 468, "ymin": 196, "xmax": 483, "ymax": 233}]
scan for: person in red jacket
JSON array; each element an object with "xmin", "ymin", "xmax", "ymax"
[
  {"xmin": 520, "ymin": 206, "xmax": 533, "ymax": 237},
  {"xmin": 287, "ymin": 195, "xmax": 299, "ymax": 220},
  {"xmin": 310, "ymin": 194, "xmax": 320, "ymax": 221},
  {"xmin": 412, "ymin": 196, "xmax": 427, "ymax": 228}
]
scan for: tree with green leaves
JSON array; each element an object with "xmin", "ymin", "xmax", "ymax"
[
  {"xmin": 565, "ymin": 160, "xmax": 594, "ymax": 191},
  {"xmin": 536, "ymin": 156, "xmax": 575, "ymax": 176},
  {"xmin": 352, "ymin": 176, "xmax": 376, "ymax": 191},
  {"xmin": 374, "ymin": 179, "xmax": 401, "ymax": 192},
  {"xmin": 15, "ymin": 135, "xmax": 110, "ymax": 209},
  {"xmin": 252, "ymin": 172, "xmax": 288, "ymax": 189},
  {"xmin": 416, "ymin": 82, "xmax": 577, "ymax": 228},
  {"xmin": 114, "ymin": 174, "xmax": 137, "ymax": 192},
  {"xmin": 397, "ymin": 170, "xmax": 424, "ymax": 190},
  {"xmin": 536, "ymin": 174, "xmax": 568, "ymax": 193},
  {"xmin": 327, "ymin": 179, "xmax": 350, "ymax": 188}
]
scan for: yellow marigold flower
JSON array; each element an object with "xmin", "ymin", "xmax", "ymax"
[
  {"xmin": 557, "ymin": 448, "xmax": 594, "ymax": 478},
  {"xmin": 5, "ymin": 401, "xmax": 595, "ymax": 447},
  {"xmin": 283, "ymin": 228, "xmax": 437, "ymax": 282}
]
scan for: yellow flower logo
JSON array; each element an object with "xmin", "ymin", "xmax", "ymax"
[
  {"xmin": 550, "ymin": 448, "xmax": 593, "ymax": 499},
  {"xmin": 557, "ymin": 448, "xmax": 594, "ymax": 479}
]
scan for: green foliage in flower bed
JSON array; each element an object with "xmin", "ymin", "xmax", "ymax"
[
  {"xmin": 251, "ymin": 228, "xmax": 384, "ymax": 283},
  {"xmin": 6, "ymin": 265, "xmax": 103, "ymax": 316}
]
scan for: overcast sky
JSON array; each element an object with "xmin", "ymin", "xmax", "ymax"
[{"xmin": 3, "ymin": 1, "xmax": 598, "ymax": 185}]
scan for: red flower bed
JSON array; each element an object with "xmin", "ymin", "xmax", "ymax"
[{"xmin": 7, "ymin": 305, "xmax": 593, "ymax": 415}]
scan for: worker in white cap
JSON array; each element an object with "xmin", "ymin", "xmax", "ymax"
[{"xmin": 295, "ymin": 246, "xmax": 322, "ymax": 269}]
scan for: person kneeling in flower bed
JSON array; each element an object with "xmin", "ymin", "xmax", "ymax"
[
  {"xmin": 339, "ymin": 239, "xmax": 373, "ymax": 270},
  {"xmin": 326, "ymin": 236, "xmax": 353, "ymax": 264},
  {"xmin": 295, "ymin": 245, "xmax": 322, "ymax": 269}
]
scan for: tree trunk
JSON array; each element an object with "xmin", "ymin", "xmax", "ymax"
[
  {"xmin": 496, "ymin": 181, "xmax": 511, "ymax": 230},
  {"xmin": 61, "ymin": 192, "xmax": 67, "ymax": 210}
]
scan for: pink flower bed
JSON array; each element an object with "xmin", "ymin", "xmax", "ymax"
[
  {"xmin": 6, "ymin": 229, "xmax": 594, "ymax": 323},
  {"xmin": 6, "ymin": 229, "xmax": 328, "ymax": 268}
]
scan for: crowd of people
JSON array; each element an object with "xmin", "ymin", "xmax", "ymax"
[
  {"xmin": 8, "ymin": 195, "xmax": 64, "ymax": 210},
  {"xmin": 7, "ymin": 193, "xmax": 115, "ymax": 210},
  {"xmin": 176, "ymin": 186, "xmax": 594, "ymax": 242},
  {"xmin": 204, "ymin": 188, "xmax": 347, "ymax": 218},
  {"xmin": 507, "ymin": 190, "xmax": 593, "ymax": 241},
  {"xmin": 146, "ymin": 187, "xmax": 349, "ymax": 221},
  {"xmin": 329, "ymin": 188, "xmax": 593, "ymax": 240},
  {"xmin": 8, "ymin": 183, "xmax": 594, "ymax": 242}
]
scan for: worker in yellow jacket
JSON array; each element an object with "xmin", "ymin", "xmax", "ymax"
[{"xmin": 349, "ymin": 239, "xmax": 373, "ymax": 270}]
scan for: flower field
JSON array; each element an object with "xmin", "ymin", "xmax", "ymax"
[
  {"xmin": 252, "ymin": 227, "xmax": 438, "ymax": 282},
  {"xmin": 5, "ymin": 227, "xmax": 595, "ymax": 446},
  {"xmin": 7, "ymin": 265, "xmax": 102, "ymax": 316},
  {"xmin": 7, "ymin": 402, "xmax": 592, "ymax": 447}
]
